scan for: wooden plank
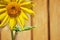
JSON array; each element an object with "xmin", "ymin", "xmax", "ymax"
[
  {"xmin": 50, "ymin": 0, "xmax": 60, "ymax": 40},
  {"xmin": 32, "ymin": 0, "xmax": 48, "ymax": 40},
  {"xmin": 1, "ymin": 26, "xmax": 11, "ymax": 40},
  {"xmin": 15, "ymin": 30, "xmax": 31, "ymax": 40},
  {"xmin": 15, "ymin": 17, "xmax": 31, "ymax": 40}
]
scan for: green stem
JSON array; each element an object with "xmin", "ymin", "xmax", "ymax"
[
  {"xmin": 11, "ymin": 30, "xmax": 18, "ymax": 40},
  {"xmin": 11, "ymin": 30, "xmax": 14, "ymax": 40},
  {"xmin": 14, "ymin": 31, "xmax": 18, "ymax": 40}
]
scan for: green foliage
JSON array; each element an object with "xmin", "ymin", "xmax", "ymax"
[{"xmin": 13, "ymin": 26, "xmax": 35, "ymax": 32}]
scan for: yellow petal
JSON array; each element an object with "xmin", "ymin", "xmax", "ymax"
[
  {"xmin": 0, "ymin": 4, "xmax": 6, "ymax": 6},
  {"xmin": 0, "ymin": 15, "xmax": 8, "ymax": 27},
  {"xmin": 0, "ymin": 5, "xmax": 6, "ymax": 8},
  {"xmin": 0, "ymin": 1, "xmax": 7, "ymax": 5},
  {"xmin": 16, "ymin": 16, "xmax": 24, "ymax": 30},
  {"xmin": 11, "ymin": 0, "xmax": 16, "ymax": 2},
  {"xmin": 9, "ymin": 17, "xmax": 16, "ymax": 29},
  {"xmin": 3, "ymin": 0, "xmax": 11, "ymax": 3},
  {"xmin": 18, "ymin": 0, "xmax": 24, "ymax": 3},
  {"xmin": 20, "ymin": 10, "xmax": 29, "ymax": 20},
  {"xmin": 19, "ymin": 16, "xmax": 25, "ymax": 26},
  {"xmin": 21, "ymin": 1, "xmax": 31, "ymax": 6},
  {"xmin": 15, "ymin": 0, "xmax": 19, "ymax": 2},
  {"xmin": 0, "ymin": 11, "xmax": 7, "ymax": 20},
  {"xmin": 21, "ymin": 7, "xmax": 34, "ymax": 15},
  {"xmin": 0, "ymin": 8, "xmax": 7, "ymax": 14}
]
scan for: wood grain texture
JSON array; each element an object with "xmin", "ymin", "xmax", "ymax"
[
  {"xmin": 50, "ymin": 0, "xmax": 60, "ymax": 40},
  {"xmin": 15, "ymin": 30, "xmax": 31, "ymax": 40},
  {"xmin": 15, "ymin": 17, "xmax": 31, "ymax": 40},
  {"xmin": 32, "ymin": 0, "xmax": 48, "ymax": 40},
  {"xmin": 1, "ymin": 26, "xmax": 11, "ymax": 40}
]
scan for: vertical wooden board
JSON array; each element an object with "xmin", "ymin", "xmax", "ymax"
[
  {"xmin": 1, "ymin": 26, "xmax": 11, "ymax": 40},
  {"xmin": 15, "ymin": 17, "xmax": 31, "ymax": 40},
  {"xmin": 32, "ymin": 0, "xmax": 48, "ymax": 40},
  {"xmin": 50, "ymin": 0, "xmax": 60, "ymax": 40},
  {"xmin": 16, "ymin": 30, "xmax": 31, "ymax": 40}
]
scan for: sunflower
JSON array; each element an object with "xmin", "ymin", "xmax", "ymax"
[{"xmin": 0, "ymin": 0, "xmax": 34, "ymax": 30}]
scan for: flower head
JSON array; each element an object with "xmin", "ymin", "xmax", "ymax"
[{"xmin": 0, "ymin": 0, "xmax": 34, "ymax": 30}]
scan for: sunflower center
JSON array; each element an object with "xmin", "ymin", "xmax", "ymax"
[
  {"xmin": 11, "ymin": 7, "xmax": 16, "ymax": 10},
  {"xmin": 6, "ymin": 2, "xmax": 20, "ymax": 17}
]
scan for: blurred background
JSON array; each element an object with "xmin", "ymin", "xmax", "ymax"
[{"xmin": 1, "ymin": 0, "xmax": 60, "ymax": 40}]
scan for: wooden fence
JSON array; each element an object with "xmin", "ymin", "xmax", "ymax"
[{"xmin": 1, "ymin": 0, "xmax": 60, "ymax": 40}]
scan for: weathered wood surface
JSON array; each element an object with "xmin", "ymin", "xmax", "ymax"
[
  {"xmin": 50, "ymin": 0, "xmax": 60, "ymax": 40},
  {"xmin": 32, "ymin": 0, "xmax": 48, "ymax": 40}
]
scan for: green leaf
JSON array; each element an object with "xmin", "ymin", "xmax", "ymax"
[{"xmin": 13, "ymin": 26, "xmax": 35, "ymax": 32}]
